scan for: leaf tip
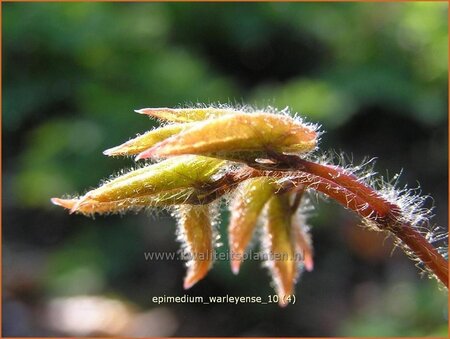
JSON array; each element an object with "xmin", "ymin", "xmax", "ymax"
[
  {"xmin": 183, "ymin": 267, "xmax": 208, "ymax": 290},
  {"xmin": 103, "ymin": 146, "xmax": 119, "ymax": 156},
  {"xmin": 304, "ymin": 254, "xmax": 314, "ymax": 272},
  {"xmin": 134, "ymin": 150, "xmax": 151, "ymax": 161},
  {"xmin": 278, "ymin": 299, "xmax": 290, "ymax": 308},
  {"xmin": 134, "ymin": 108, "xmax": 151, "ymax": 115},
  {"xmin": 51, "ymin": 197, "xmax": 80, "ymax": 214},
  {"xmin": 51, "ymin": 197, "xmax": 67, "ymax": 207},
  {"xmin": 135, "ymin": 107, "xmax": 171, "ymax": 118},
  {"xmin": 183, "ymin": 279, "xmax": 194, "ymax": 290},
  {"xmin": 135, "ymin": 143, "xmax": 166, "ymax": 160},
  {"xmin": 231, "ymin": 260, "xmax": 241, "ymax": 275}
]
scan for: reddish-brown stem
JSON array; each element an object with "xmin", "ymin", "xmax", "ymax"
[
  {"xmin": 192, "ymin": 157, "xmax": 448, "ymax": 286},
  {"xmin": 263, "ymin": 152, "xmax": 397, "ymax": 217},
  {"xmin": 393, "ymin": 224, "xmax": 448, "ymax": 286},
  {"xmin": 285, "ymin": 175, "xmax": 448, "ymax": 287},
  {"xmin": 297, "ymin": 159, "xmax": 395, "ymax": 216},
  {"xmin": 249, "ymin": 155, "xmax": 449, "ymax": 287},
  {"xmin": 284, "ymin": 175, "xmax": 378, "ymax": 220}
]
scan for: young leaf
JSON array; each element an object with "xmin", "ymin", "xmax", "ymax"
[
  {"xmin": 51, "ymin": 189, "xmax": 195, "ymax": 216},
  {"xmin": 228, "ymin": 177, "xmax": 277, "ymax": 274},
  {"xmin": 264, "ymin": 194, "xmax": 297, "ymax": 306},
  {"xmin": 135, "ymin": 113, "xmax": 317, "ymax": 162},
  {"xmin": 72, "ymin": 156, "xmax": 224, "ymax": 211},
  {"xmin": 176, "ymin": 205, "xmax": 214, "ymax": 289},
  {"xmin": 135, "ymin": 107, "xmax": 233, "ymax": 123},
  {"xmin": 103, "ymin": 123, "xmax": 193, "ymax": 157},
  {"xmin": 292, "ymin": 212, "xmax": 314, "ymax": 272}
]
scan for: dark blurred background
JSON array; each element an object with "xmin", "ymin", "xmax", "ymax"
[{"xmin": 2, "ymin": 2, "xmax": 448, "ymax": 337}]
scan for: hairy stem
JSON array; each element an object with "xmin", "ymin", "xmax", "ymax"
[
  {"xmin": 285, "ymin": 174, "xmax": 448, "ymax": 287},
  {"xmin": 251, "ymin": 154, "xmax": 448, "ymax": 287},
  {"xmin": 190, "ymin": 154, "xmax": 448, "ymax": 286},
  {"xmin": 393, "ymin": 224, "xmax": 448, "ymax": 286}
]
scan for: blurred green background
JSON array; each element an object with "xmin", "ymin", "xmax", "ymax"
[{"xmin": 2, "ymin": 2, "xmax": 448, "ymax": 337}]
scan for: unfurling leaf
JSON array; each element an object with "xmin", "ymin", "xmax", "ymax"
[
  {"xmin": 264, "ymin": 194, "xmax": 297, "ymax": 306},
  {"xmin": 228, "ymin": 177, "xmax": 277, "ymax": 274},
  {"xmin": 51, "ymin": 189, "xmax": 195, "ymax": 216},
  {"xmin": 292, "ymin": 213, "xmax": 314, "ymax": 272},
  {"xmin": 103, "ymin": 123, "xmax": 193, "ymax": 157},
  {"xmin": 135, "ymin": 113, "xmax": 318, "ymax": 162},
  {"xmin": 176, "ymin": 205, "xmax": 215, "ymax": 289},
  {"xmin": 65, "ymin": 155, "xmax": 224, "ymax": 212},
  {"xmin": 135, "ymin": 107, "xmax": 233, "ymax": 123}
]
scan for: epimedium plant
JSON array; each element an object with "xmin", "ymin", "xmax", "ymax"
[{"xmin": 52, "ymin": 105, "xmax": 448, "ymax": 306}]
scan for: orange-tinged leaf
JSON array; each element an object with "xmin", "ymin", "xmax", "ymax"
[
  {"xmin": 228, "ymin": 177, "xmax": 276, "ymax": 274},
  {"xmin": 51, "ymin": 189, "xmax": 195, "ymax": 216},
  {"xmin": 103, "ymin": 123, "xmax": 193, "ymax": 157},
  {"xmin": 52, "ymin": 197, "xmax": 124, "ymax": 215},
  {"xmin": 292, "ymin": 213, "xmax": 314, "ymax": 272},
  {"xmin": 136, "ymin": 113, "xmax": 317, "ymax": 161},
  {"xmin": 264, "ymin": 194, "xmax": 297, "ymax": 306},
  {"xmin": 73, "ymin": 156, "xmax": 224, "ymax": 211},
  {"xmin": 135, "ymin": 107, "xmax": 233, "ymax": 123},
  {"xmin": 176, "ymin": 205, "xmax": 214, "ymax": 289}
]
